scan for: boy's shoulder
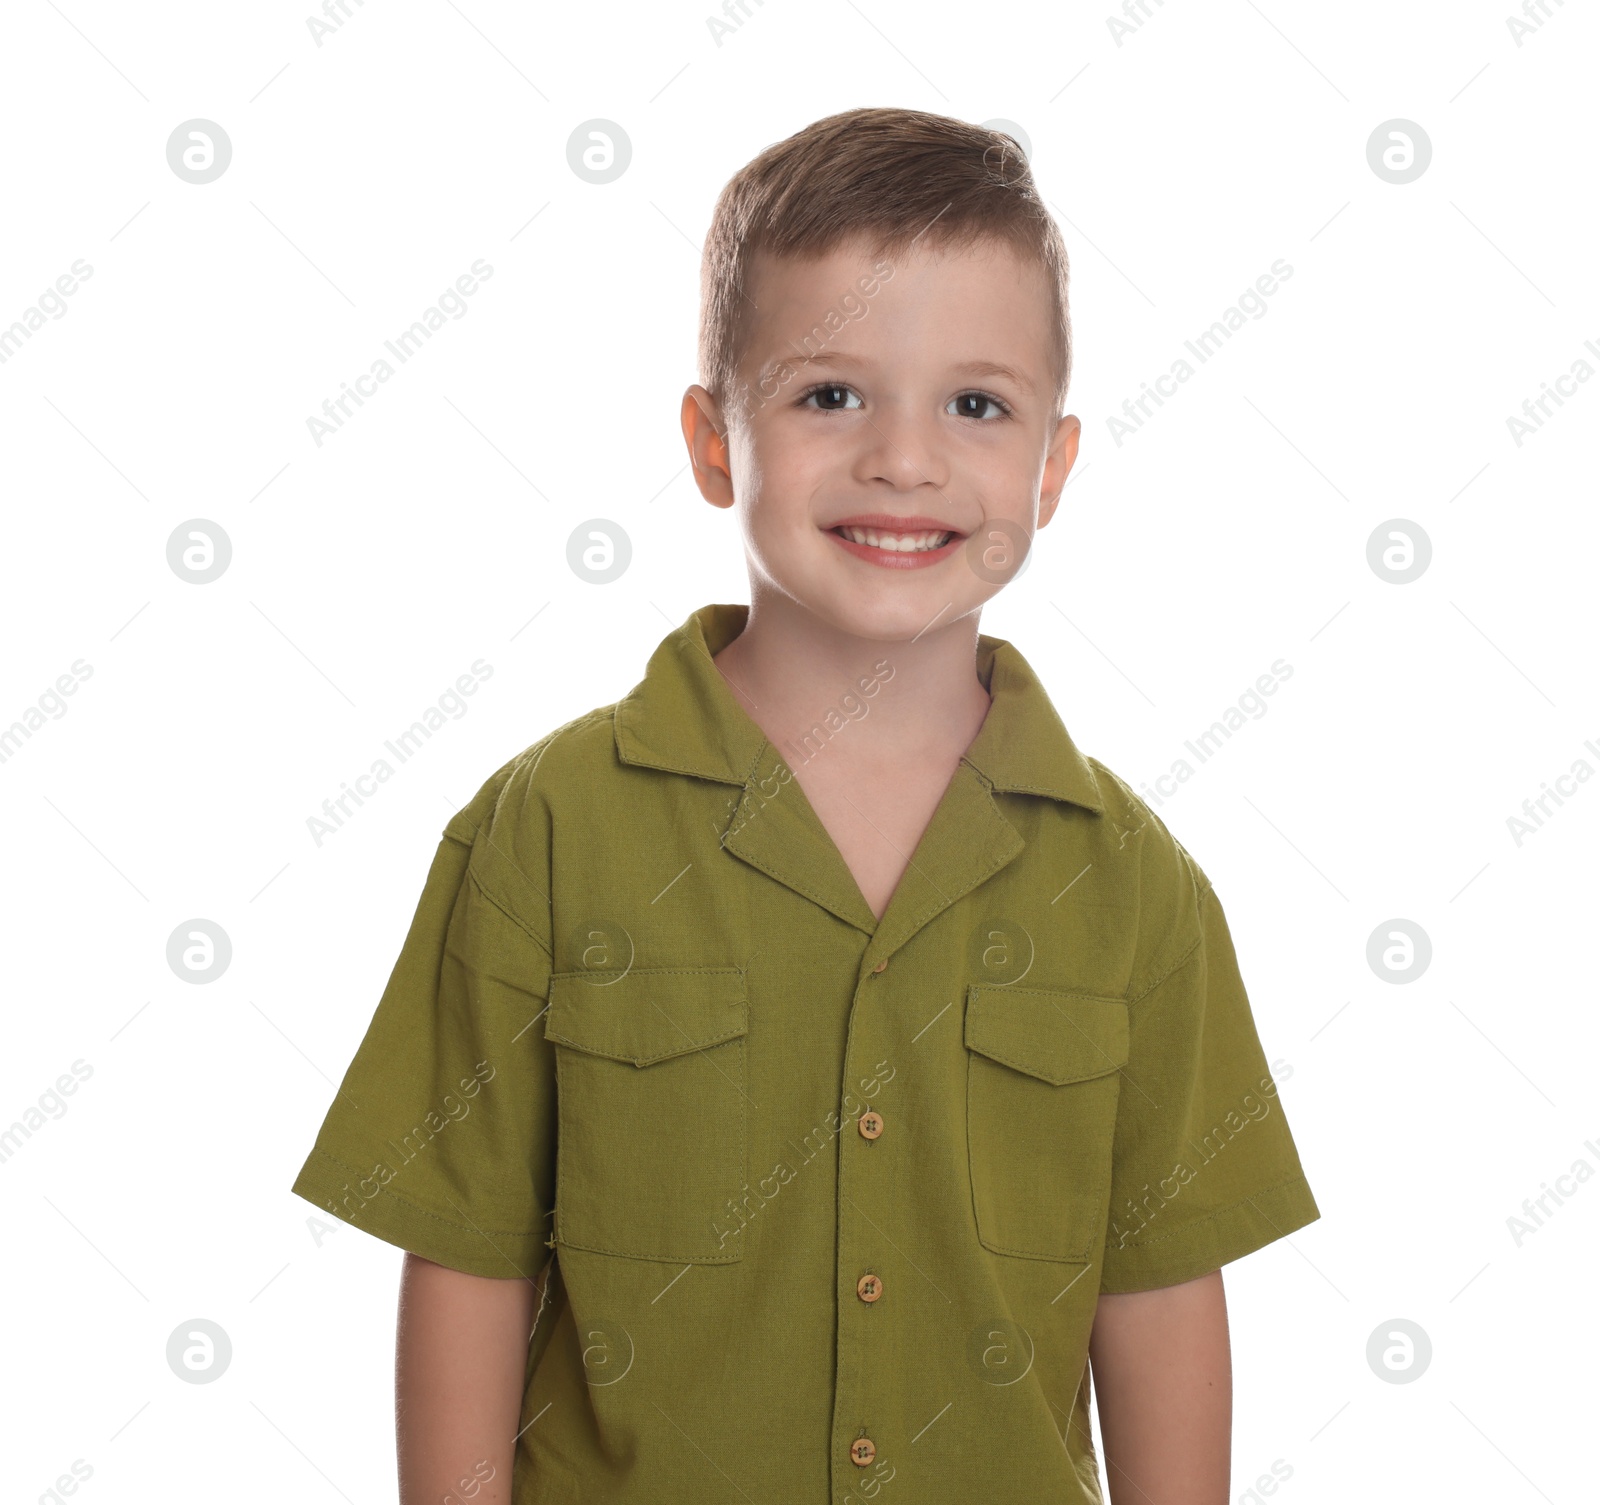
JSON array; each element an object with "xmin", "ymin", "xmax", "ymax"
[
  {"xmin": 1079, "ymin": 755, "xmax": 1217, "ymax": 998},
  {"xmin": 1082, "ymin": 754, "xmax": 1211, "ymax": 886},
  {"xmin": 441, "ymin": 702, "xmax": 617, "ymax": 849},
  {"xmin": 432, "ymin": 702, "xmax": 623, "ymax": 946}
]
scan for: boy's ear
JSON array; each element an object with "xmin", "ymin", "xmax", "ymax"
[
  {"xmin": 681, "ymin": 385, "xmax": 735, "ymax": 510},
  {"xmin": 1036, "ymin": 412, "xmax": 1082, "ymax": 528}
]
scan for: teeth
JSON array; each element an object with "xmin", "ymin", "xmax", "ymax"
[{"xmin": 838, "ymin": 526, "xmax": 952, "ymax": 552}]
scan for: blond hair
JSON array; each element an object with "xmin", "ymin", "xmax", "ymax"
[{"xmin": 698, "ymin": 106, "xmax": 1072, "ymax": 421}]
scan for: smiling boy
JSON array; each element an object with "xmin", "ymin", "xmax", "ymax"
[{"xmin": 291, "ymin": 106, "xmax": 1319, "ymax": 1505}]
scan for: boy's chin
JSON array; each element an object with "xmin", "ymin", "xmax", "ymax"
[{"xmin": 785, "ymin": 576, "xmax": 989, "ymax": 644}]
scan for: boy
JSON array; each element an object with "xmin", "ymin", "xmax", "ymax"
[{"xmin": 291, "ymin": 106, "xmax": 1319, "ymax": 1504}]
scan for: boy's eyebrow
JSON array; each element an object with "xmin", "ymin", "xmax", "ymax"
[{"xmin": 763, "ymin": 350, "xmax": 1038, "ymax": 395}]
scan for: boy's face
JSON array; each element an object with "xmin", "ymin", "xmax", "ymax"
[{"xmin": 683, "ymin": 233, "xmax": 1081, "ymax": 643}]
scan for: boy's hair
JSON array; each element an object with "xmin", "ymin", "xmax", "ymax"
[{"xmin": 698, "ymin": 106, "xmax": 1072, "ymax": 425}]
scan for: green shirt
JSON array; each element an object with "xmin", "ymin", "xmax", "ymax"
[{"xmin": 291, "ymin": 600, "xmax": 1319, "ymax": 1504}]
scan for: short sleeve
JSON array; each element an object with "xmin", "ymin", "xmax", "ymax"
[
  {"xmin": 1099, "ymin": 878, "xmax": 1319, "ymax": 1293},
  {"xmin": 289, "ymin": 809, "xmax": 557, "ymax": 1279}
]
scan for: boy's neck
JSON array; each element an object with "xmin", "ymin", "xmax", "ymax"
[{"xmin": 710, "ymin": 590, "xmax": 993, "ymax": 776}]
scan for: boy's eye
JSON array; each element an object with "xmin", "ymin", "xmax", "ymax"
[
  {"xmin": 800, "ymin": 383, "xmax": 862, "ymax": 412},
  {"xmin": 947, "ymin": 391, "xmax": 1011, "ymax": 421},
  {"xmin": 796, "ymin": 383, "xmax": 1013, "ymax": 420}
]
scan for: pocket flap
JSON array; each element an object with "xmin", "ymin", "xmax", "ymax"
[
  {"xmin": 546, "ymin": 966, "xmax": 748, "ymax": 1066},
  {"xmin": 964, "ymin": 985, "xmax": 1129, "ymax": 1085}
]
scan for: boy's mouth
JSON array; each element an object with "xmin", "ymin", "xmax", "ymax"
[{"xmin": 824, "ymin": 514, "xmax": 968, "ymax": 570}]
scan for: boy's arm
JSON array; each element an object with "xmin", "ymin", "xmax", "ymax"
[
  {"xmin": 1088, "ymin": 1268, "xmax": 1231, "ymax": 1505},
  {"xmin": 396, "ymin": 1253, "xmax": 542, "ymax": 1505}
]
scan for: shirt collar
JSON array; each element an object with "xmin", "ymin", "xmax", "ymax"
[{"xmin": 614, "ymin": 602, "xmax": 1105, "ymax": 815}]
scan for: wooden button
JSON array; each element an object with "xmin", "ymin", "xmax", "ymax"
[
  {"xmin": 856, "ymin": 1273, "xmax": 882, "ymax": 1303},
  {"xmin": 872, "ymin": 958, "xmax": 887, "ymax": 973},
  {"xmin": 857, "ymin": 1110, "xmax": 883, "ymax": 1140},
  {"xmin": 850, "ymin": 1437, "xmax": 877, "ymax": 1466}
]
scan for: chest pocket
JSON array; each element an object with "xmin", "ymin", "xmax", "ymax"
[
  {"xmin": 545, "ymin": 966, "xmax": 748, "ymax": 1264},
  {"xmin": 964, "ymin": 984, "xmax": 1129, "ymax": 1263}
]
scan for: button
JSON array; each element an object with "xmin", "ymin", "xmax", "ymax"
[
  {"xmin": 857, "ymin": 1110, "xmax": 883, "ymax": 1140},
  {"xmin": 850, "ymin": 1437, "xmax": 877, "ymax": 1467},
  {"xmin": 872, "ymin": 959, "xmax": 887, "ymax": 973},
  {"xmin": 856, "ymin": 1273, "xmax": 882, "ymax": 1303}
]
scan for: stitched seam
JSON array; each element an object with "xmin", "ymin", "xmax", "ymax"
[
  {"xmin": 447, "ymin": 710, "xmax": 612, "ymax": 844},
  {"xmin": 741, "ymin": 739, "xmax": 773, "ymax": 784},
  {"xmin": 467, "ymin": 866, "xmax": 554, "ymax": 959},
  {"xmin": 1127, "ymin": 931, "xmax": 1202, "ymax": 1006},
  {"xmin": 967, "ymin": 1040, "xmax": 1120, "ymax": 1085},
  {"xmin": 966, "ymin": 987, "xmax": 1129, "ymax": 1082},
  {"xmin": 718, "ymin": 842, "xmax": 869, "ymax": 926},
  {"xmin": 897, "ymin": 808, "xmax": 1017, "ymax": 941},
  {"xmin": 966, "ymin": 1050, "xmax": 1106, "ymax": 1264},
  {"xmin": 970, "ymin": 984, "xmax": 1128, "ymax": 1004},
  {"xmin": 305, "ymin": 1148, "xmax": 543, "ymax": 1238},
  {"xmin": 978, "ymin": 1231, "xmax": 1094, "ymax": 1262},
  {"xmin": 619, "ymin": 754, "xmax": 748, "ymax": 784},
  {"xmin": 544, "ymin": 1024, "xmax": 747, "ymax": 1065},
  {"xmin": 964, "ymin": 756, "xmax": 1106, "ymax": 814},
  {"xmin": 616, "ymin": 694, "xmax": 751, "ymax": 786},
  {"xmin": 1108, "ymin": 1174, "xmax": 1311, "ymax": 1252},
  {"xmin": 724, "ymin": 747, "xmax": 838, "ymax": 898},
  {"xmin": 552, "ymin": 1038, "xmax": 745, "ymax": 1263},
  {"xmin": 555, "ymin": 1231, "xmax": 742, "ymax": 1263},
  {"xmin": 545, "ymin": 967, "xmax": 748, "ymax": 1060},
  {"xmin": 547, "ymin": 965, "xmax": 745, "ymax": 982},
  {"xmin": 1093, "ymin": 765, "xmax": 1211, "ymax": 1001}
]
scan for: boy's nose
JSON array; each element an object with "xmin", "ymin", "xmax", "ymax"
[{"xmin": 850, "ymin": 404, "xmax": 951, "ymax": 492}]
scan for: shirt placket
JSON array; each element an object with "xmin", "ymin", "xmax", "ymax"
[{"xmin": 833, "ymin": 943, "xmax": 895, "ymax": 1495}]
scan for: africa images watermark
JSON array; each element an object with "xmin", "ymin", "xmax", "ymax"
[
  {"xmin": 734, "ymin": 258, "xmax": 897, "ymax": 420},
  {"xmin": 704, "ymin": 0, "xmax": 774, "ymax": 46},
  {"xmin": 0, "ymin": 1059, "xmax": 94, "ymax": 1167},
  {"xmin": 304, "ymin": 257, "xmax": 494, "ymax": 447},
  {"xmin": 0, "ymin": 258, "xmax": 95, "ymax": 367},
  {"xmin": 711, "ymin": 1058, "xmax": 896, "ymax": 1249},
  {"xmin": 1137, "ymin": 658, "xmax": 1294, "ymax": 809},
  {"xmin": 1504, "ymin": 734, "xmax": 1600, "ymax": 847},
  {"xmin": 306, "ymin": 659, "xmax": 493, "ymax": 846},
  {"xmin": 0, "ymin": 658, "xmax": 94, "ymax": 767},
  {"xmin": 776, "ymin": 658, "xmax": 896, "ymax": 770},
  {"xmin": 1105, "ymin": 0, "xmax": 1172, "ymax": 47},
  {"xmin": 1106, "ymin": 1059, "xmax": 1294, "ymax": 1250},
  {"xmin": 314, "ymin": 1062, "xmax": 496, "ymax": 1224},
  {"xmin": 1505, "ymin": 1134, "xmax": 1600, "ymax": 1246},
  {"xmin": 1504, "ymin": 334, "xmax": 1600, "ymax": 447},
  {"xmin": 1107, "ymin": 259, "xmax": 1295, "ymax": 448},
  {"xmin": 720, "ymin": 658, "xmax": 896, "ymax": 844},
  {"xmin": 1506, "ymin": 0, "xmax": 1573, "ymax": 47},
  {"xmin": 304, "ymin": 0, "xmax": 371, "ymax": 47}
]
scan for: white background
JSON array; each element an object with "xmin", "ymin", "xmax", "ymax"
[{"xmin": 2, "ymin": 1, "xmax": 1595, "ymax": 1501}]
